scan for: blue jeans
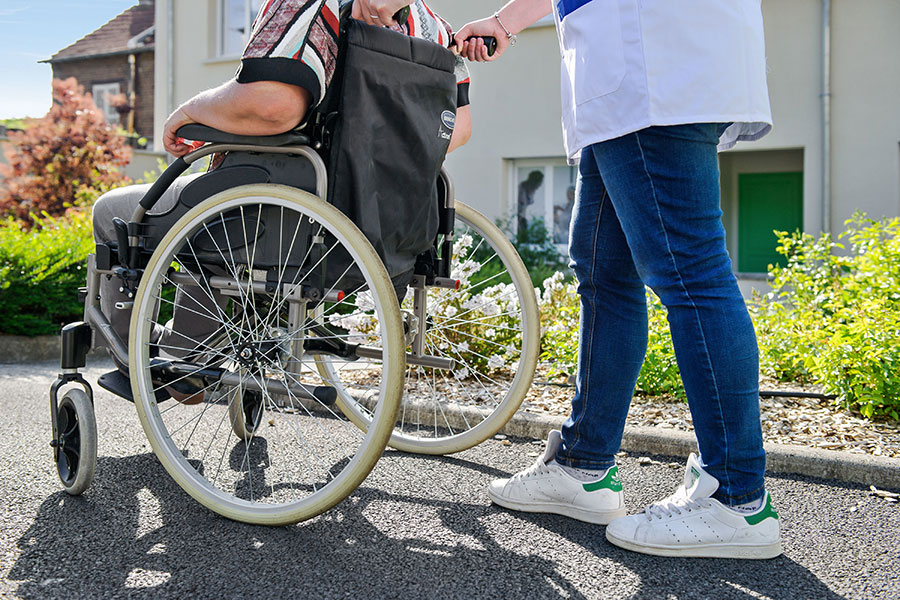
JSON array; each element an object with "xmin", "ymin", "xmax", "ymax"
[{"xmin": 556, "ymin": 124, "xmax": 766, "ymax": 506}]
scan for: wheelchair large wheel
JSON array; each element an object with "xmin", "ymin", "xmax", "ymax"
[
  {"xmin": 318, "ymin": 201, "xmax": 540, "ymax": 454},
  {"xmin": 129, "ymin": 184, "xmax": 404, "ymax": 525}
]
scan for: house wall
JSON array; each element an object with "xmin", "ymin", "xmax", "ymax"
[
  {"xmin": 51, "ymin": 50, "xmax": 156, "ymax": 139},
  {"xmin": 427, "ymin": 1, "xmax": 563, "ymax": 220},
  {"xmin": 740, "ymin": 0, "xmax": 900, "ymax": 233},
  {"xmin": 154, "ymin": 0, "xmax": 900, "ymax": 239},
  {"xmin": 154, "ymin": 0, "xmax": 246, "ymax": 151},
  {"xmin": 434, "ymin": 0, "xmax": 900, "ymax": 233},
  {"xmin": 134, "ymin": 52, "xmax": 156, "ymax": 139}
]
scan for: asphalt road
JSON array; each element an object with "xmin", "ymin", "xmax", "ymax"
[{"xmin": 2, "ymin": 360, "xmax": 899, "ymax": 599}]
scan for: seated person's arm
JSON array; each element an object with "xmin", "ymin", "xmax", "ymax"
[
  {"xmin": 163, "ymin": 0, "xmax": 329, "ymax": 157},
  {"xmin": 448, "ymin": 105, "xmax": 471, "ymax": 153},
  {"xmin": 445, "ymin": 19, "xmax": 473, "ymax": 154},
  {"xmin": 163, "ymin": 80, "xmax": 309, "ymax": 157}
]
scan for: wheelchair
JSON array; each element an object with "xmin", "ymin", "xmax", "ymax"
[{"xmin": 48, "ymin": 121, "xmax": 540, "ymax": 525}]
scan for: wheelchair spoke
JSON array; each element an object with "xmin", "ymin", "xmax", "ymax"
[
  {"xmin": 264, "ymin": 236, "xmax": 348, "ymax": 322},
  {"xmin": 434, "ymin": 287, "xmax": 521, "ymax": 325},
  {"xmin": 199, "ymin": 392, "xmax": 233, "ymax": 468},
  {"xmin": 427, "ymin": 328, "xmax": 509, "ymax": 389},
  {"xmin": 427, "ymin": 325, "xmax": 516, "ymax": 353},
  {"xmin": 429, "ymin": 315, "xmax": 524, "ymax": 335},
  {"xmin": 270, "ymin": 365, "xmax": 360, "ymax": 473},
  {"xmin": 316, "ymin": 201, "xmax": 538, "ymax": 453},
  {"xmin": 131, "ymin": 188, "xmax": 404, "ymax": 523},
  {"xmin": 204, "ymin": 216, "xmax": 256, "ymax": 336},
  {"xmin": 157, "ymin": 375, "xmax": 227, "ymax": 417},
  {"xmin": 168, "ymin": 255, "xmax": 246, "ymax": 344}
]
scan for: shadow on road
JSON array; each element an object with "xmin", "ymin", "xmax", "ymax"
[{"xmin": 9, "ymin": 452, "xmax": 846, "ymax": 599}]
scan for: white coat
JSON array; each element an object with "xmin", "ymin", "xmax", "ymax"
[{"xmin": 553, "ymin": 0, "xmax": 773, "ymax": 162}]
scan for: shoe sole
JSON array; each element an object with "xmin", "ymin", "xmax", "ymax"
[
  {"xmin": 605, "ymin": 529, "xmax": 783, "ymax": 559},
  {"xmin": 488, "ymin": 488, "xmax": 626, "ymax": 525}
]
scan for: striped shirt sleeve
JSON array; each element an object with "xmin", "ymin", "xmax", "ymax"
[{"xmin": 235, "ymin": 0, "xmax": 341, "ymax": 107}]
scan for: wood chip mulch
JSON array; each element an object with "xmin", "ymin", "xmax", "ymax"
[{"xmin": 520, "ymin": 365, "xmax": 900, "ymax": 459}]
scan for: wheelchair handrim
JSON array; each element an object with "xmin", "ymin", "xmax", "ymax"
[{"xmin": 129, "ymin": 184, "xmax": 404, "ymax": 524}]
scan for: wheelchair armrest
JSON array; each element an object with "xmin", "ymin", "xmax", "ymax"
[{"xmin": 176, "ymin": 123, "xmax": 310, "ymax": 147}]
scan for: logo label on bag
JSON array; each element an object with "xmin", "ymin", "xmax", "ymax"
[
  {"xmin": 438, "ymin": 110, "xmax": 455, "ymax": 141},
  {"xmin": 441, "ymin": 110, "xmax": 456, "ymax": 131}
]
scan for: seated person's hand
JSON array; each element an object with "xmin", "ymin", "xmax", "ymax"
[
  {"xmin": 163, "ymin": 107, "xmax": 198, "ymax": 158},
  {"xmin": 351, "ymin": 0, "xmax": 411, "ymax": 27}
]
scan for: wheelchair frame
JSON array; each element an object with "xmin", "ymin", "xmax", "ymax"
[{"xmin": 48, "ymin": 124, "xmax": 540, "ymax": 524}]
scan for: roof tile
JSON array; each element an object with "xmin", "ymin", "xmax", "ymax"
[{"xmin": 49, "ymin": 1, "xmax": 155, "ymax": 62}]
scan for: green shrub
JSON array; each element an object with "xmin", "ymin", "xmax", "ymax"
[
  {"xmin": 538, "ymin": 271, "xmax": 580, "ymax": 380},
  {"xmin": 0, "ymin": 210, "xmax": 94, "ymax": 336},
  {"xmin": 538, "ymin": 273, "xmax": 684, "ymax": 398},
  {"xmin": 490, "ymin": 217, "xmax": 569, "ymax": 289},
  {"xmin": 638, "ymin": 291, "xmax": 684, "ymax": 399},
  {"xmin": 752, "ymin": 214, "xmax": 900, "ymax": 419}
]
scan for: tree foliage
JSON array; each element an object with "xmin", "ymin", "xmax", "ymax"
[{"xmin": 0, "ymin": 78, "xmax": 131, "ymax": 224}]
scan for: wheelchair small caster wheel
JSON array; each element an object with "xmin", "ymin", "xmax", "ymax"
[
  {"xmin": 53, "ymin": 388, "xmax": 97, "ymax": 495},
  {"xmin": 229, "ymin": 388, "xmax": 264, "ymax": 441}
]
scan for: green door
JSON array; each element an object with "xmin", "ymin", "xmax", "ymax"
[{"xmin": 737, "ymin": 172, "xmax": 803, "ymax": 273}]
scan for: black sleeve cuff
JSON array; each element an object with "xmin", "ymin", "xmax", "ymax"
[
  {"xmin": 235, "ymin": 57, "xmax": 323, "ymax": 107},
  {"xmin": 457, "ymin": 81, "xmax": 470, "ymax": 108}
]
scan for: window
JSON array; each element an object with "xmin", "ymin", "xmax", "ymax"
[
  {"xmin": 510, "ymin": 158, "xmax": 577, "ymax": 250},
  {"xmin": 92, "ymin": 82, "xmax": 121, "ymax": 125},
  {"xmin": 220, "ymin": 0, "xmax": 265, "ymax": 56}
]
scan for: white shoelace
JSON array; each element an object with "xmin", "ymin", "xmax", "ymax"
[
  {"xmin": 644, "ymin": 489, "xmax": 711, "ymax": 521},
  {"xmin": 509, "ymin": 457, "xmax": 552, "ymax": 482}
]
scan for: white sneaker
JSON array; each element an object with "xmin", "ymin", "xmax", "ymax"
[
  {"xmin": 488, "ymin": 431, "xmax": 626, "ymax": 524},
  {"xmin": 606, "ymin": 453, "xmax": 782, "ymax": 559}
]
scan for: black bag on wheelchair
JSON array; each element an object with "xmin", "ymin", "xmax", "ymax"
[{"xmin": 319, "ymin": 18, "xmax": 458, "ymax": 297}]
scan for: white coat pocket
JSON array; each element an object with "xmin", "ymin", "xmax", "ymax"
[{"xmin": 557, "ymin": 0, "xmax": 625, "ymax": 105}]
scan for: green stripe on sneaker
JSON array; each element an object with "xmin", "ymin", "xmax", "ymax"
[
  {"xmin": 744, "ymin": 494, "xmax": 779, "ymax": 525},
  {"xmin": 583, "ymin": 466, "xmax": 623, "ymax": 492}
]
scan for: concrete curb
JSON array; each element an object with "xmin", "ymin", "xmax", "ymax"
[
  {"xmin": 497, "ymin": 411, "xmax": 900, "ymax": 490},
  {"xmin": 0, "ymin": 335, "xmax": 104, "ymax": 365}
]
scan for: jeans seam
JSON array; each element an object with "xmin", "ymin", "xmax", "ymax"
[
  {"xmin": 565, "ymin": 177, "xmax": 607, "ymax": 460},
  {"xmin": 719, "ymin": 485, "xmax": 766, "ymax": 506},
  {"xmin": 633, "ymin": 130, "xmax": 733, "ymax": 495},
  {"xmin": 555, "ymin": 457, "xmax": 617, "ymax": 470}
]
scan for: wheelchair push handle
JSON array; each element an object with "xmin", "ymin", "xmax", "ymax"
[
  {"xmin": 392, "ymin": 6, "xmax": 496, "ymax": 57},
  {"xmin": 454, "ymin": 35, "xmax": 497, "ymax": 57}
]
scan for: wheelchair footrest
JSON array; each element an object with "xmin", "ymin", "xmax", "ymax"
[{"xmin": 98, "ymin": 369, "xmax": 170, "ymax": 404}]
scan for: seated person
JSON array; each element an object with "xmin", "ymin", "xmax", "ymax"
[{"xmin": 92, "ymin": 0, "xmax": 472, "ymax": 376}]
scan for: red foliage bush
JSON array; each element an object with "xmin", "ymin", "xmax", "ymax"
[{"xmin": 0, "ymin": 78, "xmax": 131, "ymax": 224}]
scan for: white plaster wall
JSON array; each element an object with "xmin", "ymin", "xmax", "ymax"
[
  {"xmin": 830, "ymin": 0, "xmax": 900, "ymax": 225},
  {"xmin": 154, "ymin": 0, "xmax": 900, "ymax": 231},
  {"xmin": 125, "ymin": 149, "xmax": 168, "ymax": 181},
  {"xmin": 155, "ymin": 0, "xmax": 244, "ymax": 153},
  {"xmin": 429, "ymin": 0, "xmax": 564, "ymax": 221},
  {"xmin": 728, "ymin": 0, "xmax": 823, "ymax": 235}
]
